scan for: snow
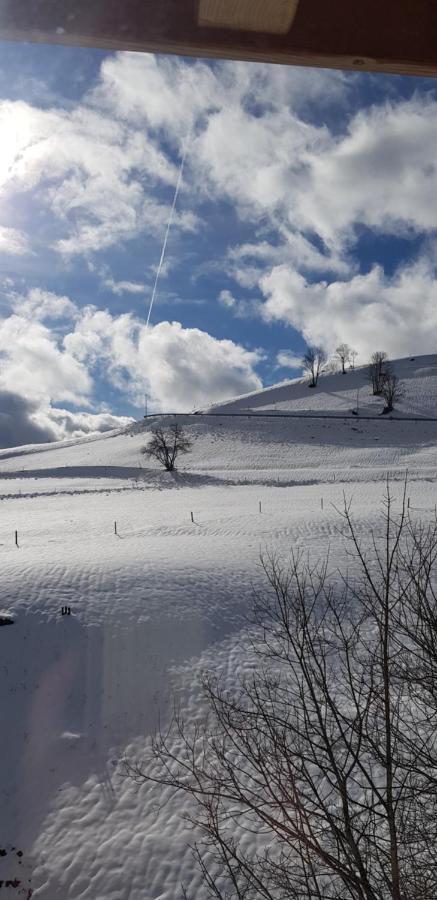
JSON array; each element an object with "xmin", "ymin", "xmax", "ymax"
[
  {"xmin": 1, "ymin": 355, "xmax": 437, "ymax": 898},
  {"xmin": 207, "ymin": 353, "xmax": 437, "ymax": 418}
]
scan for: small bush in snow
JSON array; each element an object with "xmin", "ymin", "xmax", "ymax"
[{"xmin": 142, "ymin": 424, "xmax": 192, "ymax": 471}]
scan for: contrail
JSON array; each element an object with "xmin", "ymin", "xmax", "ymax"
[{"xmin": 146, "ymin": 140, "xmax": 189, "ymax": 328}]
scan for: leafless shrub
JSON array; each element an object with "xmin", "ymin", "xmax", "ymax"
[
  {"xmin": 128, "ymin": 483, "xmax": 437, "ymax": 899},
  {"xmin": 142, "ymin": 424, "xmax": 192, "ymax": 471},
  {"xmin": 302, "ymin": 346, "xmax": 327, "ymax": 387}
]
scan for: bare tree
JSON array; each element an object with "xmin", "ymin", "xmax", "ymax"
[
  {"xmin": 128, "ymin": 484, "xmax": 437, "ymax": 899},
  {"xmin": 335, "ymin": 342, "xmax": 352, "ymax": 374},
  {"xmin": 381, "ymin": 373, "xmax": 405, "ymax": 414},
  {"xmin": 302, "ymin": 345, "xmax": 327, "ymax": 387},
  {"xmin": 349, "ymin": 348, "xmax": 358, "ymax": 370},
  {"xmin": 368, "ymin": 351, "xmax": 389, "ymax": 395},
  {"xmin": 142, "ymin": 424, "xmax": 192, "ymax": 471}
]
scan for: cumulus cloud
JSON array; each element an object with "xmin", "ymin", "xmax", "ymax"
[
  {"xmin": 0, "ymin": 291, "xmax": 262, "ymax": 443},
  {"xmin": 65, "ymin": 309, "xmax": 263, "ymax": 411},
  {"xmin": 0, "ymin": 389, "xmax": 58, "ymax": 448},
  {"xmin": 37, "ymin": 407, "xmax": 132, "ymax": 442},
  {"xmin": 296, "ymin": 98, "xmax": 437, "ymax": 248},
  {"xmin": 203, "ymin": 93, "xmax": 437, "ymax": 270},
  {"xmin": 9, "ymin": 288, "xmax": 79, "ymax": 321},
  {"xmin": 260, "ymin": 259, "xmax": 437, "ymax": 359},
  {"xmin": 0, "ymin": 389, "xmax": 131, "ymax": 450},
  {"xmin": 0, "ymin": 275, "xmax": 262, "ymax": 436},
  {"xmin": 204, "ymin": 91, "xmax": 437, "ymax": 247},
  {"xmin": 0, "ymin": 315, "xmax": 92, "ymax": 405}
]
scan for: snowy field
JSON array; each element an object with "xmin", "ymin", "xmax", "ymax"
[{"xmin": 1, "ymin": 358, "xmax": 437, "ymax": 899}]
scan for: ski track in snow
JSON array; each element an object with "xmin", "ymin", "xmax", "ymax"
[{"xmin": 1, "ymin": 359, "xmax": 437, "ymax": 898}]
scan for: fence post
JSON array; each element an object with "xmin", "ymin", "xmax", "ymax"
[
  {"xmin": 259, "ymin": 500, "xmax": 262, "ymax": 513},
  {"xmin": 15, "ymin": 530, "xmax": 18, "ymax": 547},
  {"xmin": 191, "ymin": 511, "xmax": 194, "ymax": 523},
  {"xmin": 114, "ymin": 521, "xmax": 117, "ymax": 535}
]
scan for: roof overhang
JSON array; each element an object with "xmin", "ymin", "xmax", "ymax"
[{"xmin": 0, "ymin": 0, "xmax": 436, "ymax": 78}]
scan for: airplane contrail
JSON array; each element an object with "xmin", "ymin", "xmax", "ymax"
[{"xmin": 146, "ymin": 141, "xmax": 189, "ymax": 328}]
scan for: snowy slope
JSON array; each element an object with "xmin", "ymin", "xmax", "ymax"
[
  {"xmin": 1, "ymin": 355, "xmax": 437, "ymax": 900},
  {"xmin": 208, "ymin": 354, "xmax": 437, "ymax": 418}
]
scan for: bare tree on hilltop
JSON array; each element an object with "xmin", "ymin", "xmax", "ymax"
[
  {"xmin": 335, "ymin": 342, "xmax": 352, "ymax": 374},
  {"xmin": 142, "ymin": 424, "xmax": 192, "ymax": 471},
  {"xmin": 302, "ymin": 345, "xmax": 327, "ymax": 387},
  {"xmin": 128, "ymin": 483, "xmax": 437, "ymax": 899},
  {"xmin": 368, "ymin": 350, "xmax": 389, "ymax": 394},
  {"xmin": 349, "ymin": 348, "xmax": 358, "ymax": 369},
  {"xmin": 381, "ymin": 372, "xmax": 405, "ymax": 413}
]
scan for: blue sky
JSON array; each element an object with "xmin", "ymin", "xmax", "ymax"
[{"xmin": 1, "ymin": 43, "xmax": 437, "ymax": 445}]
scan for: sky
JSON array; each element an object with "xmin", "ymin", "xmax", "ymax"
[{"xmin": 1, "ymin": 43, "xmax": 437, "ymax": 446}]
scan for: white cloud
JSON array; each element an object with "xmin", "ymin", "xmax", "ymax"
[
  {"xmin": 226, "ymin": 234, "xmax": 350, "ymax": 291},
  {"xmin": 1, "ymin": 53, "xmax": 433, "ymax": 277},
  {"xmin": 90, "ymin": 54, "xmax": 347, "ymax": 137},
  {"xmin": 194, "ymin": 103, "xmax": 328, "ymax": 221},
  {"xmin": 260, "ymin": 258, "xmax": 437, "ymax": 359},
  {"xmin": 4, "ymin": 54, "xmax": 437, "ymax": 391},
  {"xmin": 217, "ymin": 287, "xmax": 259, "ymax": 319},
  {"xmin": 0, "ymin": 98, "xmax": 192, "ymax": 256},
  {"xmin": 218, "ymin": 289, "xmax": 237, "ymax": 309},
  {"xmin": 89, "ymin": 53, "xmax": 216, "ymax": 136},
  {"xmin": 0, "ymin": 388, "xmax": 131, "ymax": 449},
  {"xmin": 203, "ymin": 93, "xmax": 437, "ymax": 261},
  {"xmin": 9, "ymin": 288, "xmax": 78, "ymax": 321},
  {"xmin": 0, "ymin": 54, "xmax": 350, "ymax": 263},
  {"xmin": 296, "ymin": 98, "xmax": 437, "ymax": 247},
  {"xmin": 0, "ymin": 226, "xmax": 30, "ymax": 255},
  {"xmin": 276, "ymin": 350, "xmax": 304, "ymax": 370},
  {"xmin": 65, "ymin": 308, "xmax": 263, "ymax": 411},
  {"xmin": 0, "ymin": 389, "xmax": 58, "ymax": 448},
  {"xmin": 0, "ymin": 295, "xmax": 261, "ymax": 441},
  {"xmin": 103, "ymin": 277, "xmax": 146, "ymax": 296},
  {"xmin": 37, "ymin": 407, "xmax": 132, "ymax": 442},
  {"xmin": 0, "ymin": 315, "xmax": 92, "ymax": 405}
]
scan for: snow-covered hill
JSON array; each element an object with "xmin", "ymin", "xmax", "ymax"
[
  {"xmin": 208, "ymin": 353, "xmax": 437, "ymax": 418},
  {"xmin": 1, "ymin": 355, "xmax": 437, "ymax": 900}
]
